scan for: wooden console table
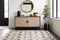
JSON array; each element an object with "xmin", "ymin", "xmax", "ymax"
[{"xmin": 15, "ymin": 17, "xmax": 40, "ymax": 30}]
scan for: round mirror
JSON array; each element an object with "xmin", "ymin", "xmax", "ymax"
[{"xmin": 21, "ymin": 0, "xmax": 33, "ymax": 13}]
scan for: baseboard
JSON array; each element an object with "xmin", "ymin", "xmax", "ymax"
[{"xmin": 15, "ymin": 27, "xmax": 40, "ymax": 30}]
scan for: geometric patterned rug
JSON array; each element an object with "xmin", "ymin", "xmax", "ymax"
[{"xmin": 1, "ymin": 30, "xmax": 57, "ymax": 40}]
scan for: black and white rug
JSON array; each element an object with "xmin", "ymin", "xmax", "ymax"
[{"xmin": 1, "ymin": 30, "xmax": 57, "ymax": 40}]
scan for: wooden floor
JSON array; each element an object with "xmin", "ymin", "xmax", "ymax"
[
  {"xmin": 49, "ymin": 30, "xmax": 60, "ymax": 40},
  {"xmin": 0, "ymin": 26, "xmax": 60, "ymax": 40}
]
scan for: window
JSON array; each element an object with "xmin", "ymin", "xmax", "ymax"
[
  {"xmin": 50, "ymin": 0, "xmax": 60, "ymax": 18},
  {"xmin": 58, "ymin": 0, "xmax": 60, "ymax": 18},
  {"xmin": 4, "ymin": 0, "xmax": 8, "ymax": 18}
]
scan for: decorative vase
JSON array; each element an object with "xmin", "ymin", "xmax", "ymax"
[
  {"xmin": 17, "ymin": 11, "xmax": 21, "ymax": 17},
  {"xmin": 33, "ymin": 13, "xmax": 38, "ymax": 17}
]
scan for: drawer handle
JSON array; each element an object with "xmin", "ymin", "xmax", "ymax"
[{"xmin": 26, "ymin": 21, "xmax": 29, "ymax": 23}]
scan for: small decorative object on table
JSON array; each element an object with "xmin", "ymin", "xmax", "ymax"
[
  {"xmin": 30, "ymin": 14, "xmax": 33, "ymax": 17},
  {"xmin": 33, "ymin": 13, "xmax": 38, "ymax": 17},
  {"xmin": 17, "ymin": 11, "xmax": 21, "ymax": 17}
]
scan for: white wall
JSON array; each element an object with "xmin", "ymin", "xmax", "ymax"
[
  {"xmin": 49, "ymin": 18, "xmax": 60, "ymax": 37},
  {"xmin": 49, "ymin": 0, "xmax": 60, "ymax": 37},
  {"xmin": 9, "ymin": 0, "xmax": 48, "ymax": 28}
]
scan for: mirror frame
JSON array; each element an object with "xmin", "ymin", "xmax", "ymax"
[{"xmin": 21, "ymin": 0, "xmax": 34, "ymax": 13}]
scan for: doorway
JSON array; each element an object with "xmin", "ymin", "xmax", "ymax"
[{"xmin": 0, "ymin": 0, "xmax": 8, "ymax": 26}]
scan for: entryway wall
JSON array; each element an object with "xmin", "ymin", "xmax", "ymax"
[{"xmin": 9, "ymin": 0, "xmax": 48, "ymax": 28}]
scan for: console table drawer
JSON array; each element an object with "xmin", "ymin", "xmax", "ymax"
[
  {"xmin": 16, "ymin": 17, "xmax": 29, "ymax": 27},
  {"xmin": 15, "ymin": 17, "xmax": 40, "ymax": 27},
  {"xmin": 28, "ymin": 17, "xmax": 40, "ymax": 27}
]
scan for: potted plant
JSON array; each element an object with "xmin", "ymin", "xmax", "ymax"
[
  {"xmin": 43, "ymin": 5, "xmax": 50, "ymax": 30},
  {"xmin": 43, "ymin": 5, "xmax": 49, "ymax": 22}
]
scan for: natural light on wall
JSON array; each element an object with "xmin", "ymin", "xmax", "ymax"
[{"xmin": 4, "ymin": 0, "xmax": 8, "ymax": 18}]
